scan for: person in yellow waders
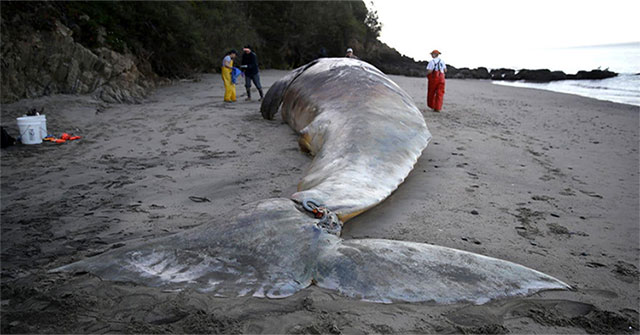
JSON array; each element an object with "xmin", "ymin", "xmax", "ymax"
[{"xmin": 222, "ymin": 49, "xmax": 237, "ymax": 102}]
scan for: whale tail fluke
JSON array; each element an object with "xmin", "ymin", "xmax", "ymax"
[
  {"xmin": 53, "ymin": 199, "xmax": 569, "ymax": 304},
  {"xmin": 52, "ymin": 199, "xmax": 319, "ymax": 298},
  {"xmin": 314, "ymin": 238, "xmax": 570, "ymax": 304}
]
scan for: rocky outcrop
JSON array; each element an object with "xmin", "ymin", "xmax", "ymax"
[
  {"xmin": 513, "ymin": 69, "xmax": 568, "ymax": 82},
  {"xmin": 472, "ymin": 67, "xmax": 491, "ymax": 79},
  {"xmin": 446, "ymin": 66, "xmax": 490, "ymax": 79},
  {"xmin": 490, "ymin": 68, "xmax": 516, "ymax": 80},
  {"xmin": 447, "ymin": 67, "xmax": 470, "ymax": 79},
  {"xmin": 363, "ymin": 42, "xmax": 429, "ymax": 78},
  {"xmin": 569, "ymin": 69, "xmax": 618, "ymax": 80},
  {"xmin": 1, "ymin": 19, "xmax": 158, "ymax": 104},
  {"xmin": 451, "ymin": 66, "xmax": 618, "ymax": 82}
]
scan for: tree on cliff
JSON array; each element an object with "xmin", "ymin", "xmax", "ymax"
[
  {"xmin": 1, "ymin": 1, "xmax": 424, "ymax": 102},
  {"xmin": 2, "ymin": 1, "xmax": 411, "ymax": 73}
]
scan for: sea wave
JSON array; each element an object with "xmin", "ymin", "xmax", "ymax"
[{"xmin": 493, "ymin": 74, "xmax": 640, "ymax": 107}]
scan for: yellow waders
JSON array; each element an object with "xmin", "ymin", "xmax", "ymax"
[{"xmin": 222, "ymin": 60, "xmax": 236, "ymax": 102}]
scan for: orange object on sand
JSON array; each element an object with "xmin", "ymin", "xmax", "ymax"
[
  {"xmin": 44, "ymin": 137, "xmax": 66, "ymax": 144},
  {"xmin": 44, "ymin": 133, "xmax": 80, "ymax": 144}
]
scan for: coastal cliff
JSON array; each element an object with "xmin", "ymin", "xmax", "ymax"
[{"xmin": 1, "ymin": 19, "xmax": 157, "ymax": 104}]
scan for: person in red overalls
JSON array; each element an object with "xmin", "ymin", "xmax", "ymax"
[{"xmin": 426, "ymin": 50, "xmax": 447, "ymax": 112}]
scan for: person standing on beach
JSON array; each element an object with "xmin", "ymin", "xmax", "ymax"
[
  {"xmin": 345, "ymin": 48, "xmax": 359, "ymax": 59},
  {"xmin": 240, "ymin": 45, "xmax": 264, "ymax": 101},
  {"xmin": 222, "ymin": 49, "xmax": 237, "ymax": 103},
  {"xmin": 426, "ymin": 49, "xmax": 447, "ymax": 112}
]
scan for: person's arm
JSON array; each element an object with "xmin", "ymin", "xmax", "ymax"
[
  {"xmin": 240, "ymin": 54, "xmax": 248, "ymax": 69},
  {"xmin": 249, "ymin": 53, "xmax": 258, "ymax": 71},
  {"xmin": 223, "ymin": 57, "xmax": 233, "ymax": 69}
]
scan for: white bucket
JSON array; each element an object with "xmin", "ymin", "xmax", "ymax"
[
  {"xmin": 34, "ymin": 114, "xmax": 47, "ymax": 138},
  {"xmin": 16, "ymin": 116, "xmax": 43, "ymax": 144}
]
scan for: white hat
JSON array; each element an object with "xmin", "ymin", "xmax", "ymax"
[{"xmin": 346, "ymin": 48, "xmax": 353, "ymax": 53}]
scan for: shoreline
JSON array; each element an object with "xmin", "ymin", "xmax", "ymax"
[
  {"xmin": 1, "ymin": 71, "xmax": 638, "ymax": 333},
  {"xmin": 492, "ymin": 75, "xmax": 640, "ymax": 107}
]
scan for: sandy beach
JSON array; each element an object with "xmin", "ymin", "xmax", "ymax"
[{"xmin": 1, "ymin": 70, "xmax": 638, "ymax": 334}]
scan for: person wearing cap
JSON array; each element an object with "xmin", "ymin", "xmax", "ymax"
[
  {"xmin": 345, "ymin": 48, "xmax": 359, "ymax": 59},
  {"xmin": 221, "ymin": 49, "xmax": 237, "ymax": 103},
  {"xmin": 240, "ymin": 45, "xmax": 264, "ymax": 101},
  {"xmin": 426, "ymin": 49, "xmax": 447, "ymax": 112}
]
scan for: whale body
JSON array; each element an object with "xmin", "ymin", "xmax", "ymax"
[{"xmin": 54, "ymin": 58, "xmax": 569, "ymax": 304}]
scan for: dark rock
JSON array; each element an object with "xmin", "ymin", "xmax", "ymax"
[
  {"xmin": 471, "ymin": 67, "xmax": 490, "ymax": 79},
  {"xmin": 452, "ymin": 67, "xmax": 473, "ymax": 79},
  {"xmin": 446, "ymin": 66, "xmax": 490, "ymax": 79},
  {"xmin": 548, "ymin": 71, "xmax": 567, "ymax": 81},
  {"xmin": 514, "ymin": 69, "xmax": 567, "ymax": 82},
  {"xmin": 490, "ymin": 68, "xmax": 516, "ymax": 80},
  {"xmin": 573, "ymin": 69, "xmax": 618, "ymax": 80},
  {"xmin": 445, "ymin": 64, "xmax": 458, "ymax": 78}
]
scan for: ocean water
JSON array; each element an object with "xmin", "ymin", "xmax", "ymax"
[
  {"xmin": 494, "ymin": 74, "xmax": 640, "ymax": 107},
  {"xmin": 488, "ymin": 42, "xmax": 640, "ymax": 107}
]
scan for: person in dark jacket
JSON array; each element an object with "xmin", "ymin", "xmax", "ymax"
[{"xmin": 240, "ymin": 45, "xmax": 264, "ymax": 101}]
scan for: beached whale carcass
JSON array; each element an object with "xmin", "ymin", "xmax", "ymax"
[{"xmin": 54, "ymin": 58, "xmax": 569, "ymax": 304}]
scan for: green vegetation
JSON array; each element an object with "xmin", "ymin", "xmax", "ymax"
[{"xmin": 1, "ymin": 1, "xmax": 423, "ymax": 78}]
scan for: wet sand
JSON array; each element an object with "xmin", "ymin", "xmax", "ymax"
[{"xmin": 1, "ymin": 71, "xmax": 638, "ymax": 334}]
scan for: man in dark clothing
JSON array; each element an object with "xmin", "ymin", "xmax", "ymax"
[{"xmin": 240, "ymin": 45, "xmax": 264, "ymax": 101}]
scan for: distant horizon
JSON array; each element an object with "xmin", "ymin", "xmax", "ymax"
[
  {"xmin": 378, "ymin": 35, "xmax": 640, "ymax": 74},
  {"xmin": 398, "ymin": 43, "xmax": 640, "ymax": 74},
  {"xmin": 390, "ymin": 41, "xmax": 640, "ymax": 64},
  {"xmin": 368, "ymin": 0, "xmax": 640, "ymax": 68},
  {"xmin": 555, "ymin": 41, "xmax": 640, "ymax": 50},
  {"xmin": 401, "ymin": 41, "xmax": 640, "ymax": 63}
]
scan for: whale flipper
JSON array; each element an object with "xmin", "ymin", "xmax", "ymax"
[{"xmin": 315, "ymin": 238, "xmax": 570, "ymax": 304}]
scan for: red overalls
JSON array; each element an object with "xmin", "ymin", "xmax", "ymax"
[{"xmin": 427, "ymin": 60, "xmax": 445, "ymax": 111}]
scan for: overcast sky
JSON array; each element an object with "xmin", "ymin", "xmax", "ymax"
[{"xmin": 368, "ymin": 0, "xmax": 640, "ymax": 65}]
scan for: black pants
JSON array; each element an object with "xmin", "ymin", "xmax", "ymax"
[{"xmin": 245, "ymin": 73, "xmax": 262, "ymax": 90}]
